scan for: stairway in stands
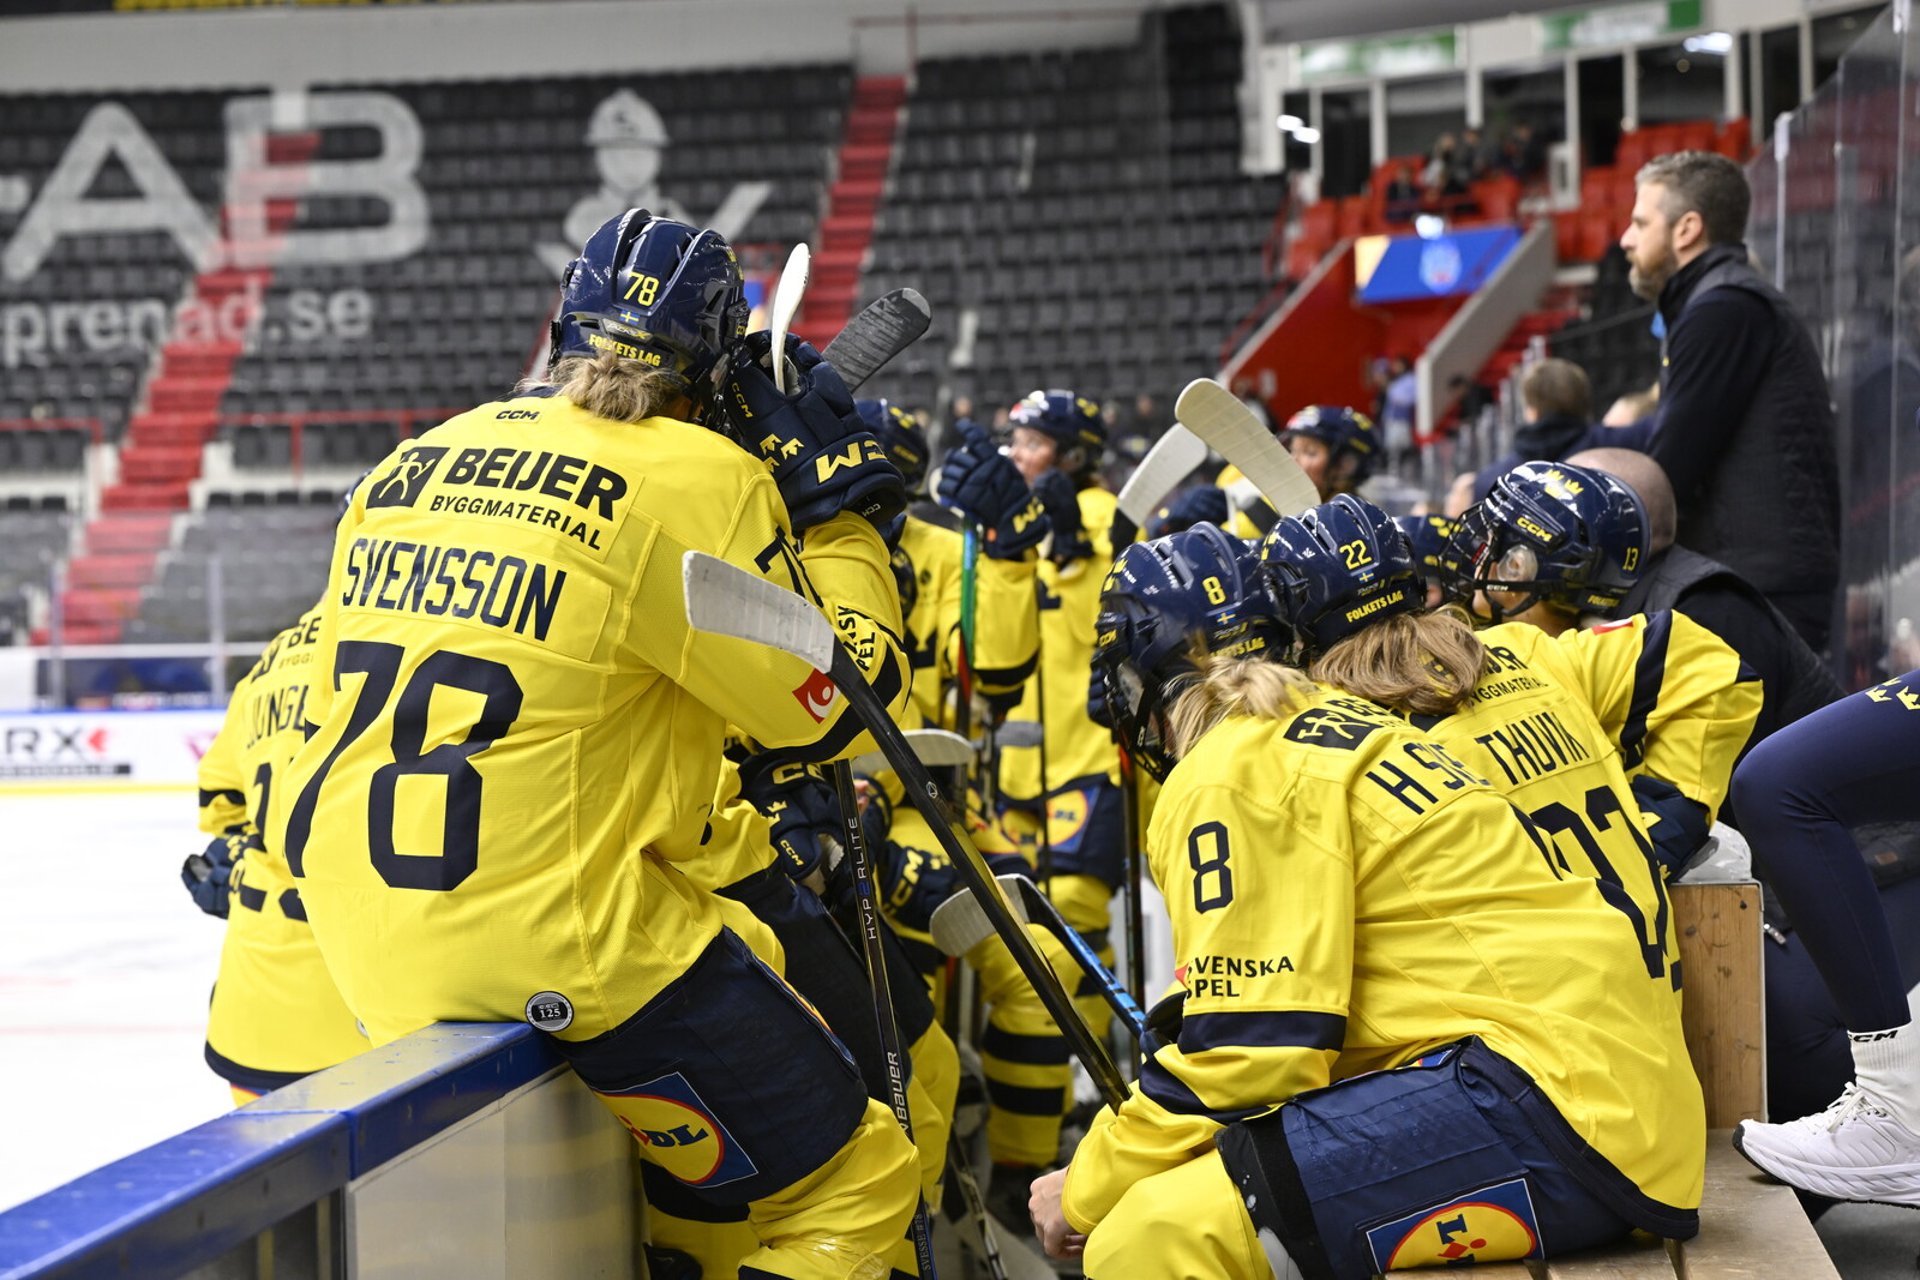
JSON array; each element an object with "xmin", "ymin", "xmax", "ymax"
[
  {"xmin": 801, "ymin": 75, "xmax": 906, "ymax": 345},
  {"xmin": 52, "ymin": 134, "xmax": 317, "ymax": 646}
]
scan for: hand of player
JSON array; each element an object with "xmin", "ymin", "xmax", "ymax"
[
  {"xmin": 1629, "ymin": 774, "xmax": 1712, "ymax": 879},
  {"xmin": 720, "ymin": 331, "xmax": 905, "ymax": 533},
  {"xmin": 1029, "ymin": 469, "xmax": 1091, "ymax": 564},
  {"xmin": 1148, "ymin": 484, "xmax": 1230, "ymax": 538},
  {"xmin": 739, "ymin": 761, "xmax": 844, "ymax": 887},
  {"xmin": 1028, "ymin": 1168, "xmax": 1086, "ymax": 1260},
  {"xmin": 937, "ymin": 419, "xmax": 1049, "ymax": 559},
  {"xmin": 181, "ymin": 830, "xmax": 253, "ymax": 918}
]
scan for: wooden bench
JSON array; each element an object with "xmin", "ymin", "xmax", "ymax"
[{"xmin": 1391, "ymin": 881, "xmax": 1840, "ymax": 1279}]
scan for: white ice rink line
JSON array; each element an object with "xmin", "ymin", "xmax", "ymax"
[{"xmin": 0, "ymin": 787, "xmax": 229, "ymax": 1211}]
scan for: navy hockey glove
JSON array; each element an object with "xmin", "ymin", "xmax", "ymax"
[
  {"xmin": 937, "ymin": 420, "xmax": 1049, "ymax": 559},
  {"xmin": 1147, "ymin": 485, "xmax": 1230, "ymax": 538},
  {"xmin": 740, "ymin": 760, "xmax": 845, "ymax": 885},
  {"xmin": 181, "ymin": 830, "xmax": 253, "ymax": 918},
  {"xmin": 721, "ymin": 332, "xmax": 905, "ymax": 534},
  {"xmin": 1030, "ymin": 469, "xmax": 1092, "ymax": 564},
  {"xmin": 1630, "ymin": 774, "xmax": 1712, "ymax": 879}
]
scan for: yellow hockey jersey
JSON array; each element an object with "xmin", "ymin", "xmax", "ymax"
[
  {"xmin": 198, "ymin": 604, "xmax": 366, "ymax": 1078},
  {"xmin": 1061, "ymin": 684, "xmax": 1704, "ymax": 1234},
  {"xmin": 998, "ymin": 486, "xmax": 1123, "ymax": 801},
  {"xmin": 268, "ymin": 391, "xmax": 910, "ymax": 1044},
  {"xmin": 895, "ymin": 514, "xmax": 1038, "ymax": 730},
  {"xmin": 1411, "ymin": 614, "xmax": 1760, "ymax": 985}
]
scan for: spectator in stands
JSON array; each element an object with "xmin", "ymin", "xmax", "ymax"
[
  {"xmin": 1383, "ymin": 164, "xmax": 1421, "ymax": 223},
  {"xmin": 1498, "ymin": 123, "xmax": 1543, "ymax": 181},
  {"xmin": 1456, "ymin": 127, "xmax": 1490, "ymax": 185},
  {"xmin": 1621, "ymin": 151, "xmax": 1840, "ymax": 650},
  {"xmin": 1381, "ymin": 355, "xmax": 1416, "ymax": 463},
  {"xmin": 1422, "ymin": 133, "xmax": 1464, "ymax": 202},
  {"xmin": 1462, "ymin": 358, "xmax": 1598, "ymax": 504}
]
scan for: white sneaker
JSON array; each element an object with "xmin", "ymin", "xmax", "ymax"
[{"xmin": 1733, "ymin": 1083, "xmax": 1920, "ymax": 1206}]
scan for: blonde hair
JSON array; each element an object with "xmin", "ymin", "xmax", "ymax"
[
  {"xmin": 1308, "ymin": 608, "xmax": 1488, "ymax": 717},
  {"xmin": 521, "ymin": 353, "xmax": 682, "ymax": 423},
  {"xmin": 1163, "ymin": 652, "xmax": 1318, "ymax": 760}
]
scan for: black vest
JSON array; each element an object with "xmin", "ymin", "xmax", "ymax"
[
  {"xmin": 1621, "ymin": 546, "xmax": 1841, "ymax": 741},
  {"xmin": 1658, "ymin": 248, "xmax": 1839, "ymax": 599}
]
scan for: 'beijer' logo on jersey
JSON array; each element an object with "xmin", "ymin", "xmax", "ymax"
[
  {"xmin": 605, "ymin": 1070, "xmax": 758, "ymax": 1189},
  {"xmin": 365, "ymin": 446, "xmax": 450, "ymax": 508},
  {"xmin": 1284, "ymin": 706, "xmax": 1381, "ymax": 750},
  {"xmin": 1365, "ymin": 1177, "xmax": 1541, "ymax": 1272},
  {"xmin": 792, "ymin": 669, "xmax": 837, "ymax": 721}
]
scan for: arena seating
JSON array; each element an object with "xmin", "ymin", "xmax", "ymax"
[
  {"xmin": 858, "ymin": 3, "xmax": 1286, "ymax": 412},
  {"xmin": 0, "ymin": 63, "xmax": 852, "ymax": 643}
]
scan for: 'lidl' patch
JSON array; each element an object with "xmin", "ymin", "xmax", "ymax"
[
  {"xmin": 605, "ymin": 1071, "xmax": 758, "ymax": 1189},
  {"xmin": 1365, "ymin": 1177, "xmax": 1541, "ymax": 1271}
]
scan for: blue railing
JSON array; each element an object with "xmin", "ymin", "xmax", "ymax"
[{"xmin": 0, "ymin": 1024, "xmax": 564, "ymax": 1280}]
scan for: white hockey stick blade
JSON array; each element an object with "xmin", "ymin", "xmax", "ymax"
[
  {"xmin": 1174, "ymin": 378, "xmax": 1320, "ymax": 518},
  {"xmin": 823, "ymin": 287, "xmax": 931, "ymax": 393},
  {"xmin": 682, "ymin": 551, "xmax": 834, "ymax": 673},
  {"xmin": 770, "ymin": 242, "xmax": 811, "ymax": 394},
  {"xmin": 1114, "ymin": 423, "xmax": 1209, "ymax": 528},
  {"xmin": 930, "ymin": 874, "xmax": 1034, "ymax": 956},
  {"xmin": 851, "ymin": 727, "xmax": 975, "ymax": 777}
]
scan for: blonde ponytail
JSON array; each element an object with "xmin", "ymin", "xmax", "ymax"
[
  {"xmin": 1162, "ymin": 652, "xmax": 1318, "ymax": 760},
  {"xmin": 521, "ymin": 353, "xmax": 682, "ymax": 424},
  {"xmin": 1308, "ymin": 607, "xmax": 1487, "ymax": 717}
]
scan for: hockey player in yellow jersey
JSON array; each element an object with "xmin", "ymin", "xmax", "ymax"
[
  {"xmin": 967, "ymin": 389, "xmax": 1124, "ymax": 1215},
  {"xmin": 1438, "ymin": 461, "xmax": 1763, "ymax": 874},
  {"xmin": 1028, "ymin": 522, "xmax": 1704, "ymax": 1279},
  {"xmin": 1266, "ymin": 489, "xmax": 1760, "ymax": 993},
  {"xmin": 269, "ymin": 211, "xmax": 918, "ymax": 1279},
  {"xmin": 186, "ymin": 602, "xmax": 367, "ymax": 1104}
]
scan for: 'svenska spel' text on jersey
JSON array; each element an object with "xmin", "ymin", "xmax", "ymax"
[{"xmin": 340, "ymin": 536, "xmax": 566, "ymax": 642}]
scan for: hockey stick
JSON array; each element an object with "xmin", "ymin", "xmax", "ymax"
[
  {"xmin": 830, "ymin": 758, "xmax": 937, "ymax": 1276},
  {"xmin": 770, "ymin": 242, "xmax": 811, "ymax": 394},
  {"xmin": 1109, "ymin": 422, "xmax": 1210, "ymax": 550},
  {"xmin": 850, "ymin": 727, "xmax": 975, "ymax": 779},
  {"xmin": 822, "ymin": 287, "xmax": 931, "ymax": 392},
  {"xmin": 1174, "ymin": 378, "xmax": 1319, "ymax": 521},
  {"xmin": 946, "ymin": 1133, "xmax": 1012, "ymax": 1280},
  {"xmin": 682, "ymin": 550, "xmax": 1129, "ymax": 1109},
  {"xmin": 930, "ymin": 874, "xmax": 1145, "ymax": 1040}
]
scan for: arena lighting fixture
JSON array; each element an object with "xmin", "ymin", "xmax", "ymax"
[
  {"xmin": 1293, "ymin": 126, "xmax": 1321, "ymax": 144},
  {"xmin": 1414, "ymin": 213, "xmax": 1446, "ymax": 239},
  {"xmin": 1683, "ymin": 31, "xmax": 1734, "ymax": 56},
  {"xmin": 1277, "ymin": 113, "xmax": 1304, "ymax": 130}
]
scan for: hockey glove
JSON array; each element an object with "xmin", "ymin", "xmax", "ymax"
[
  {"xmin": 937, "ymin": 419, "xmax": 1049, "ymax": 559},
  {"xmin": 1030, "ymin": 469, "xmax": 1092, "ymax": 565},
  {"xmin": 181, "ymin": 829, "xmax": 253, "ymax": 918},
  {"xmin": 1148, "ymin": 485, "xmax": 1230, "ymax": 538},
  {"xmin": 740, "ymin": 759, "xmax": 845, "ymax": 886},
  {"xmin": 1630, "ymin": 774, "xmax": 1712, "ymax": 880},
  {"xmin": 720, "ymin": 332, "xmax": 906, "ymax": 534}
]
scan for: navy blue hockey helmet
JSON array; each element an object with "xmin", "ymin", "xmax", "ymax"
[
  {"xmin": 1443, "ymin": 461, "xmax": 1649, "ymax": 622},
  {"xmin": 1394, "ymin": 513, "xmax": 1462, "ymax": 589},
  {"xmin": 1009, "ymin": 389, "xmax": 1106, "ymax": 477},
  {"xmin": 1282, "ymin": 405, "xmax": 1378, "ymax": 485},
  {"xmin": 1092, "ymin": 522, "xmax": 1288, "ymax": 780},
  {"xmin": 549, "ymin": 208, "xmax": 749, "ymax": 392},
  {"xmin": 1259, "ymin": 494, "xmax": 1422, "ymax": 658},
  {"xmin": 856, "ymin": 398, "xmax": 930, "ymax": 494}
]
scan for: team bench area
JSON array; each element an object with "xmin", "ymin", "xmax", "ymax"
[{"xmin": 1390, "ymin": 880, "xmax": 1840, "ymax": 1280}]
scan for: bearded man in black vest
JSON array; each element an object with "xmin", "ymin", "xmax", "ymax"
[{"xmin": 1621, "ymin": 150, "xmax": 1840, "ymax": 652}]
